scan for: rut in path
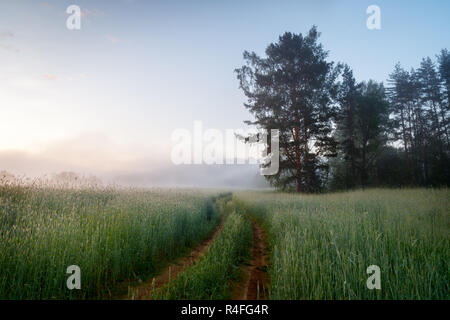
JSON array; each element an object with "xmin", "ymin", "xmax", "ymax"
[
  {"xmin": 123, "ymin": 216, "xmax": 224, "ymax": 300},
  {"xmin": 231, "ymin": 219, "xmax": 270, "ymax": 300}
]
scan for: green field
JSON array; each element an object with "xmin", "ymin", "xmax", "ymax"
[
  {"xmin": 0, "ymin": 184, "xmax": 448, "ymax": 299},
  {"xmin": 154, "ymin": 198, "xmax": 252, "ymax": 300},
  {"xmin": 0, "ymin": 185, "xmax": 219, "ymax": 299},
  {"xmin": 237, "ymin": 189, "xmax": 449, "ymax": 299}
]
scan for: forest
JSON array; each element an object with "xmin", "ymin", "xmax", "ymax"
[{"xmin": 236, "ymin": 26, "xmax": 450, "ymax": 192}]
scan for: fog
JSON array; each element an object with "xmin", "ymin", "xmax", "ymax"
[{"xmin": 0, "ymin": 139, "xmax": 270, "ymax": 189}]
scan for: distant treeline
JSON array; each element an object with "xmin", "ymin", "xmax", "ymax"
[{"xmin": 236, "ymin": 26, "xmax": 449, "ymax": 192}]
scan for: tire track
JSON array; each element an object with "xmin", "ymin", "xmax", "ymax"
[
  {"xmin": 231, "ymin": 219, "xmax": 270, "ymax": 300},
  {"xmin": 123, "ymin": 215, "xmax": 224, "ymax": 300}
]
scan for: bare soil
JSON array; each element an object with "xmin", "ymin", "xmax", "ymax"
[
  {"xmin": 123, "ymin": 216, "xmax": 224, "ymax": 300},
  {"xmin": 231, "ymin": 219, "xmax": 270, "ymax": 300}
]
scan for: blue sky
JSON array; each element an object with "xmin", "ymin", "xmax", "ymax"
[{"xmin": 0, "ymin": 0, "xmax": 449, "ymax": 176}]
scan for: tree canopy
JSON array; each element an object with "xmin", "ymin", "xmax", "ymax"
[{"xmin": 236, "ymin": 26, "xmax": 449, "ymax": 192}]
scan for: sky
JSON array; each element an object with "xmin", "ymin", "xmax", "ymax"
[{"xmin": 0, "ymin": 0, "xmax": 449, "ymax": 185}]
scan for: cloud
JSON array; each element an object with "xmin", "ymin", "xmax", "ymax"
[
  {"xmin": 0, "ymin": 133, "xmax": 144, "ymax": 176},
  {"xmin": 0, "ymin": 30, "xmax": 14, "ymax": 40},
  {"xmin": 43, "ymin": 73, "xmax": 88, "ymax": 81},
  {"xmin": 0, "ymin": 149, "xmax": 269, "ymax": 188},
  {"xmin": 33, "ymin": 132, "xmax": 169, "ymax": 173},
  {"xmin": 0, "ymin": 43, "xmax": 19, "ymax": 53},
  {"xmin": 0, "ymin": 150, "xmax": 72, "ymax": 177},
  {"xmin": 81, "ymin": 8, "xmax": 105, "ymax": 19},
  {"xmin": 40, "ymin": 2, "xmax": 53, "ymax": 9},
  {"xmin": 0, "ymin": 133, "xmax": 269, "ymax": 188},
  {"xmin": 105, "ymin": 34, "xmax": 119, "ymax": 44},
  {"xmin": 0, "ymin": 29, "xmax": 19, "ymax": 53},
  {"xmin": 43, "ymin": 74, "xmax": 59, "ymax": 81}
]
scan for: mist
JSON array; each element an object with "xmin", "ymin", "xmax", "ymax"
[{"xmin": 0, "ymin": 134, "xmax": 270, "ymax": 189}]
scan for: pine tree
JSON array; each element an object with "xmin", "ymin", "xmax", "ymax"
[
  {"xmin": 235, "ymin": 27, "xmax": 340, "ymax": 192},
  {"xmin": 353, "ymin": 81, "xmax": 390, "ymax": 189},
  {"xmin": 437, "ymin": 49, "xmax": 450, "ymax": 146},
  {"xmin": 335, "ymin": 64, "xmax": 360, "ymax": 188}
]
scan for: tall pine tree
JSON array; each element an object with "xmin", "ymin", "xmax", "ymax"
[{"xmin": 235, "ymin": 27, "xmax": 340, "ymax": 192}]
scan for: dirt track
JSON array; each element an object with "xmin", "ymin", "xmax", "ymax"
[
  {"xmin": 124, "ymin": 216, "xmax": 224, "ymax": 300},
  {"xmin": 120, "ymin": 206, "xmax": 270, "ymax": 300},
  {"xmin": 231, "ymin": 219, "xmax": 270, "ymax": 300}
]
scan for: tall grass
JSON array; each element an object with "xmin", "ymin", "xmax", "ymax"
[
  {"xmin": 236, "ymin": 188, "xmax": 449, "ymax": 299},
  {"xmin": 0, "ymin": 184, "xmax": 220, "ymax": 299},
  {"xmin": 155, "ymin": 198, "xmax": 252, "ymax": 299}
]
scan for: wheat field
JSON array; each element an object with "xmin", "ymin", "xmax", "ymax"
[
  {"xmin": 0, "ymin": 184, "xmax": 448, "ymax": 299},
  {"xmin": 236, "ymin": 188, "xmax": 449, "ymax": 299}
]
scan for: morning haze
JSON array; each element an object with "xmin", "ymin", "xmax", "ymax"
[{"xmin": 0, "ymin": 0, "xmax": 448, "ymax": 187}]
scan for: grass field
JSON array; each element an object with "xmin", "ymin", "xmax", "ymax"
[
  {"xmin": 236, "ymin": 188, "xmax": 449, "ymax": 299},
  {"xmin": 154, "ymin": 198, "xmax": 252, "ymax": 299},
  {"xmin": 0, "ymin": 184, "xmax": 220, "ymax": 299},
  {"xmin": 0, "ymin": 184, "xmax": 448, "ymax": 300}
]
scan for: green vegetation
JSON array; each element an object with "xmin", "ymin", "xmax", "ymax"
[
  {"xmin": 0, "ymin": 184, "xmax": 220, "ymax": 299},
  {"xmin": 155, "ymin": 198, "xmax": 252, "ymax": 299},
  {"xmin": 236, "ymin": 188, "xmax": 449, "ymax": 299},
  {"xmin": 1, "ymin": 184, "xmax": 448, "ymax": 300},
  {"xmin": 236, "ymin": 27, "xmax": 449, "ymax": 192}
]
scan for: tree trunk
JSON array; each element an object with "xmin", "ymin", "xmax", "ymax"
[
  {"xmin": 294, "ymin": 124, "xmax": 302, "ymax": 193},
  {"xmin": 361, "ymin": 147, "xmax": 366, "ymax": 190}
]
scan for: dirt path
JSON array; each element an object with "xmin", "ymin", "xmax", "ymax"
[
  {"xmin": 123, "ymin": 216, "xmax": 224, "ymax": 300},
  {"xmin": 231, "ymin": 219, "xmax": 270, "ymax": 300}
]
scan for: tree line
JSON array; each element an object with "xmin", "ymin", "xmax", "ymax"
[{"xmin": 236, "ymin": 26, "xmax": 449, "ymax": 192}]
